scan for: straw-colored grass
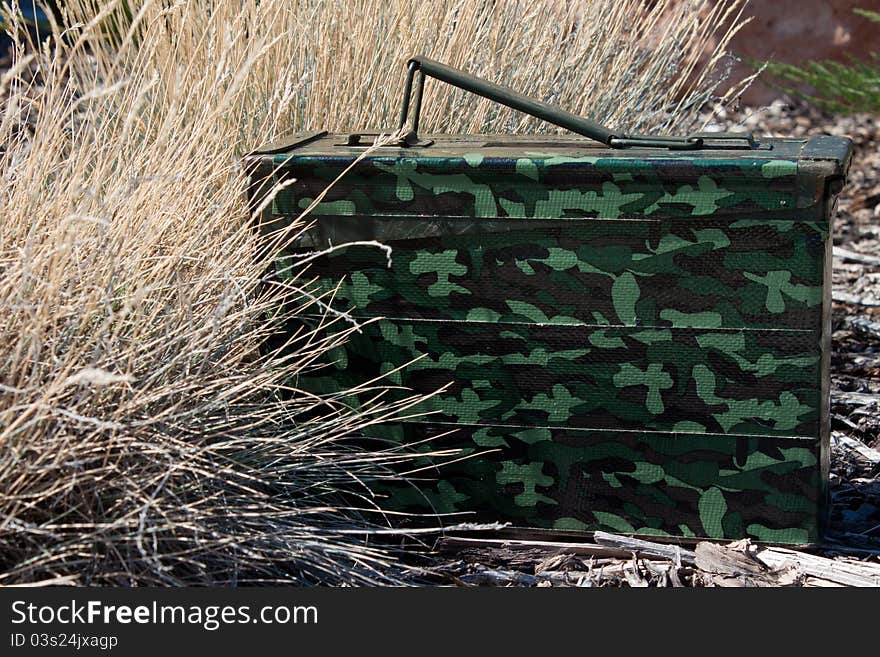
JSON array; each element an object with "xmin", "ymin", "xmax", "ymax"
[{"xmin": 0, "ymin": 0, "xmax": 749, "ymax": 585}]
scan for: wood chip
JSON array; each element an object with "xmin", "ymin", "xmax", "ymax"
[
  {"xmin": 535, "ymin": 552, "xmax": 583, "ymax": 574},
  {"xmin": 695, "ymin": 542, "xmax": 798, "ymax": 587},
  {"xmin": 754, "ymin": 548, "xmax": 880, "ymax": 587},
  {"xmin": 459, "ymin": 569, "xmax": 538, "ymax": 586},
  {"xmin": 695, "ymin": 542, "xmax": 767, "ymax": 576},
  {"xmin": 437, "ymin": 536, "xmax": 632, "ymax": 561},
  {"xmin": 593, "ymin": 531, "xmax": 696, "ymax": 565},
  {"xmin": 834, "ymin": 390, "xmax": 880, "ymax": 408},
  {"xmin": 842, "ymin": 316, "xmax": 880, "ymax": 341},
  {"xmin": 833, "ymin": 433, "xmax": 880, "ymax": 463},
  {"xmin": 804, "ymin": 577, "xmax": 846, "ymax": 587},
  {"xmin": 834, "ymin": 246, "xmax": 880, "ymax": 265},
  {"xmin": 834, "ymin": 290, "xmax": 880, "ymax": 307}
]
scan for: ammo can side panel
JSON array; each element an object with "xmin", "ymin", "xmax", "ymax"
[
  {"xmin": 271, "ymin": 150, "xmax": 827, "ymax": 336},
  {"xmin": 294, "ymin": 218, "xmax": 827, "ymax": 332},
  {"xmin": 299, "ymin": 317, "xmax": 822, "ymax": 440},
  {"xmin": 276, "ymin": 150, "xmax": 825, "ymax": 442},
  {"xmin": 365, "ymin": 423, "xmax": 823, "ymax": 544},
  {"xmin": 256, "ymin": 135, "xmax": 846, "ymax": 543}
]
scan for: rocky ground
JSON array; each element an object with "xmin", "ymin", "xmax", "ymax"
[{"xmin": 435, "ymin": 99, "xmax": 880, "ymax": 586}]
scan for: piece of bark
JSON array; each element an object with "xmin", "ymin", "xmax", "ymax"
[
  {"xmin": 833, "ymin": 291, "xmax": 880, "ymax": 307},
  {"xmin": 843, "ymin": 316, "xmax": 880, "ymax": 342},
  {"xmin": 438, "ymin": 536, "xmax": 635, "ymax": 561},
  {"xmin": 755, "ymin": 548, "xmax": 880, "ymax": 587},
  {"xmin": 593, "ymin": 531, "xmax": 696, "ymax": 566},
  {"xmin": 459, "ymin": 569, "xmax": 538, "ymax": 586},
  {"xmin": 832, "ymin": 414, "xmax": 862, "ymax": 433},
  {"xmin": 694, "ymin": 542, "xmax": 797, "ymax": 587},
  {"xmin": 834, "ymin": 391, "xmax": 880, "ymax": 408},
  {"xmin": 833, "ymin": 432, "xmax": 880, "ymax": 463},
  {"xmin": 804, "ymin": 577, "xmax": 846, "ymax": 587},
  {"xmin": 624, "ymin": 568, "xmax": 649, "ymax": 587},
  {"xmin": 643, "ymin": 560, "xmax": 676, "ymax": 577},
  {"xmin": 695, "ymin": 542, "xmax": 767, "ymax": 576},
  {"xmin": 535, "ymin": 552, "xmax": 585, "ymax": 574},
  {"xmin": 834, "ymin": 246, "xmax": 880, "ymax": 265},
  {"xmin": 709, "ymin": 574, "xmax": 750, "ymax": 587},
  {"xmin": 534, "ymin": 570, "xmax": 589, "ymax": 585},
  {"xmin": 668, "ymin": 565, "xmax": 686, "ymax": 588},
  {"xmin": 536, "ymin": 567, "xmax": 637, "ymax": 586}
]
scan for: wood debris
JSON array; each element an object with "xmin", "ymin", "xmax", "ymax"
[{"xmin": 437, "ymin": 532, "xmax": 880, "ymax": 587}]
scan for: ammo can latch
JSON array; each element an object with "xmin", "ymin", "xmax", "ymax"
[{"xmin": 397, "ymin": 56, "xmax": 763, "ymax": 151}]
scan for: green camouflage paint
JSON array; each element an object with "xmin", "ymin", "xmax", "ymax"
[
  {"xmin": 364, "ymin": 424, "xmax": 823, "ymax": 543},
  {"xmin": 299, "ymin": 318, "xmax": 821, "ymax": 437},
  {"xmin": 286, "ymin": 218, "xmax": 826, "ymax": 330},
  {"xmin": 247, "ymin": 132, "xmax": 851, "ymax": 543}
]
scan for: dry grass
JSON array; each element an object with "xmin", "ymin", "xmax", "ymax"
[{"xmin": 0, "ymin": 0, "xmax": 749, "ymax": 585}]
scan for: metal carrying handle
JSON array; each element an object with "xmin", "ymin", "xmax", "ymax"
[{"xmin": 397, "ymin": 56, "xmax": 706, "ymax": 150}]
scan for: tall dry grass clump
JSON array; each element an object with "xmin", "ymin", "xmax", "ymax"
[{"xmin": 0, "ymin": 0, "xmax": 749, "ymax": 585}]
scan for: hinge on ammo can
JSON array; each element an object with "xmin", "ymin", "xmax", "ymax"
[{"xmin": 397, "ymin": 56, "xmax": 766, "ymax": 151}]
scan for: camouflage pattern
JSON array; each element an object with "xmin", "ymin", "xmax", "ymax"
[
  {"xmin": 367, "ymin": 424, "xmax": 823, "ymax": 543},
  {"xmin": 248, "ymin": 132, "xmax": 851, "ymax": 543},
  {"xmin": 297, "ymin": 318, "xmax": 821, "ymax": 437},
  {"xmin": 289, "ymin": 218, "xmax": 826, "ymax": 331},
  {"xmin": 273, "ymin": 153, "xmax": 802, "ymax": 220}
]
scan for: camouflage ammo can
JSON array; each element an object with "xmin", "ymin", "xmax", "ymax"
[{"xmin": 247, "ymin": 56, "xmax": 852, "ymax": 544}]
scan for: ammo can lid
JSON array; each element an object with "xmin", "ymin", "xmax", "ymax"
[
  {"xmin": 247, "ymin": 131, "xmax": 853, "ymax": 221},
  {"xmin": 250, "ymin": 54, "xmax": 851, "ymax": 205},
  {"xmin": 251, "ymin": 130, "xmax": 851, "ymax": 171}
]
